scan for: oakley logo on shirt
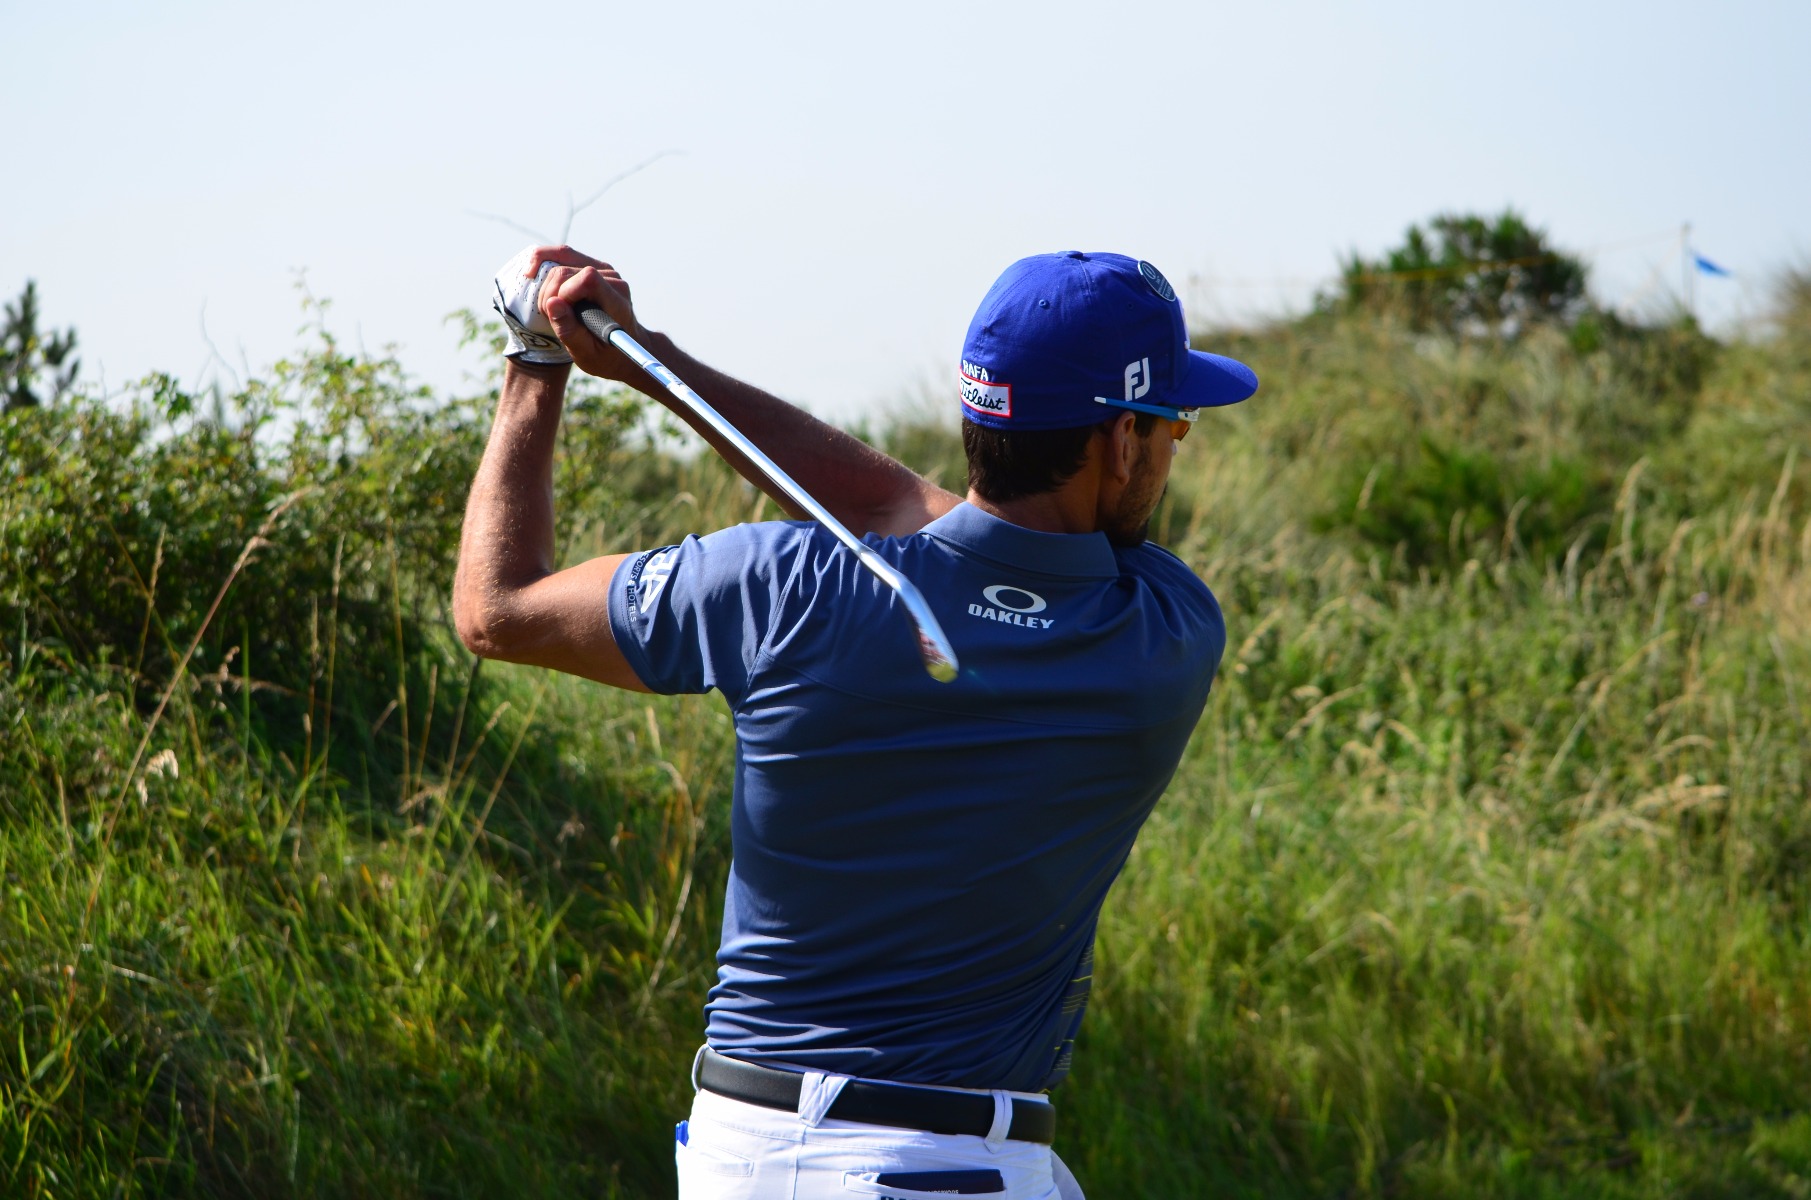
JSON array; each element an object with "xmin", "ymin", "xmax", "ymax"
[{"xmin": 969, "ymin": 584, "xmax": 1052, "ymax": 628}]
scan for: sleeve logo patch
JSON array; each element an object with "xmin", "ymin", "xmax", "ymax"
[
  {"xmin": 959, "ymin": 360, "xmax": 1012, "ymax": 418},
  {"xmin": 635, "ymin": 547, "xmax": 679, "ymax": 613}
]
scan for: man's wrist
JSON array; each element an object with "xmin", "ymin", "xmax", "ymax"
[
  {"xmin": 506, "ymin": 357, "xmax": 573, "ymax": 382},
  {"xmin": 499, "ymin": 359, "xmax": 572, "ymax": 420}
]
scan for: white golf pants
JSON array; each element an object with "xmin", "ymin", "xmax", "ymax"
[{"xmin": 675, "ymin": 1071, "xmax": 1085, "ymax": 1199}]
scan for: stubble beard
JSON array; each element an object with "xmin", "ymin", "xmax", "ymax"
[{"xmin": 1103, "ymin": 441, "xmax": 1167, "ymax": 548}]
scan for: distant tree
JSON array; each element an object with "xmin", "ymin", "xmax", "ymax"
[
  {"xmin": 1339, "ymin": 210, "xmax": 1589, "ymax": 337},
  {"xmin": 2, "ymin": 280, "xmax": 79, "ymax": 411}
]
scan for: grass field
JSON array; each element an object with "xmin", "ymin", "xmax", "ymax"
[{"xmin": 3, "ymin": 282, "xmax": 1809, "ymax": 1197}]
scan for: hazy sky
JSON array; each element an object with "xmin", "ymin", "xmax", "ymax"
[{"xmin": 5, "ymin": 0, "xmax": 1807, "ymax": 416}]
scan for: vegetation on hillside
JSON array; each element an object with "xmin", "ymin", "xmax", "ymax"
[
  {"xmin": 3, "ymin": 230, "xmax": 1809, "ymax": 1197},
  {"xmin": 1335, "ymin": 210, "xmax": 1590, "ymax": 338}
]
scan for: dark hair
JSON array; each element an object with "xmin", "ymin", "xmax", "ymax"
[{"xmin": 963, "ymin": 412, "xmax": 1158, "ymax": 503}]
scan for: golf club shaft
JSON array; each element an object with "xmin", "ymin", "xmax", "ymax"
[{"xmin": 574, "ymin": 302, "xmax": 959, "ymax": 683}]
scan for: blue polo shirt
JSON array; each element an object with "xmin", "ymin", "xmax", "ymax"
[{"xmin": 607, "ymin": 502, "xmax": 1224, "ymax": 1092}]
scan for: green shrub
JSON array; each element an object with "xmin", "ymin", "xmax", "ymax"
[
  {"xmin": 1320, "ymin": 437, "xmax": 1604, "ymax": 569},
  {"xmin": 1, "ymin": 304, "xmax": 640, "ymax": 744},
  {"xmin": 1336, "ymin": 210, "xmax": 1589, "ymax": 337}
]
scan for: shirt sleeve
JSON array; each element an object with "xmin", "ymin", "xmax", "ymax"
[
  {"xmin": 1119, "ymin": 541, "xmax": 1227, "ymax": 709},
  {"xmin": 607, "ymin": 521, "xmax": 811, "ymax": 702}
]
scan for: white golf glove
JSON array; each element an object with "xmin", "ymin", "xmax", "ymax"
[{"xmin": 491, "ymin": 246, "xmax": 572, "ymax": 364}]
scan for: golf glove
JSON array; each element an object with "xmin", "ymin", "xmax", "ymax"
[{"xmin": 491, "ymin": 246, "xmax": 572, "ymax": 364}]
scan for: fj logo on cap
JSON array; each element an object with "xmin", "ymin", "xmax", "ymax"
[
  {"xmin": 1124, "ymin": 358, "xmax": 1152, "ymax": 402},
  {"xmin": 959, "ymin": 360, "xmax": 1012, "ymax": 418},
  {"xmin": 1138, "ymin": 260, "xmax": 1176, "ymax": 302}
]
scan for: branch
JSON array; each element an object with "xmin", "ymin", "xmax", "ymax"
[
  {"xmin": 560, "ymin": 149, "xmax": 682, "ymax": 243},
  {"xmin": 195, "ymin": 301, "xmax": 242, "ymax": 393},
  {"xmin": 466, "ymin": 149, "xmax": 683, "ymax": 250},
  {"xmin": 466, "ymin": 210, "xmax": 556, "ymax": 244}
]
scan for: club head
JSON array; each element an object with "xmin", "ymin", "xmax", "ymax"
[
  {"xmin": 900, "ymin": 589, "xmax": 959, "ymax": 683},
  {"xmin": 919, "ymin": 632, "xmax": 959, "ymax": 683}
]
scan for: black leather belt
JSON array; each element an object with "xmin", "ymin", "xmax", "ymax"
[{"xmin": 695, "ymin": 1048, "xmax": 1056, "ymax": 1145}]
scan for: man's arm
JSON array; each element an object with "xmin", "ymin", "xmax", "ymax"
[
  {"xmin": 531, "ymin": 248, "xmax": 962, "ymax": 538},
  {"xmin": 451, "ymin": 358, "xmax": 649, "ymax": 689}
]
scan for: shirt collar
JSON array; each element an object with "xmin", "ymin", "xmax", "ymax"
[{"xmin": 920, "ymin": 502, "xmax": 1120, "ymax": 579}]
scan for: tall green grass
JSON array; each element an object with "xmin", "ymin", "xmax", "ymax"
[
  {"xmin": 1080, "ymin": 475, "xmax": 1811, "ymax": 1195},
  {"xmin": 3, "ymin": 284, "xmax": 1809, "ymax": 1196}
]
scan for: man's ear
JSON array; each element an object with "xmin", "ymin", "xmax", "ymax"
[{"xmin": 1100, "ymin": 411, "xmax": 1141, "ymax": 486}]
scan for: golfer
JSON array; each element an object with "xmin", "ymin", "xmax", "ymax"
[{"xmin": 454, "ymin": 245, "xmax": 1257, "ymax": 1199}]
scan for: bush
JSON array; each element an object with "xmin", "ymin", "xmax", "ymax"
[
  {"xmin": 0, "ymin": 304, "xmax": 641, "ymax": 727},
  {"xmin": 1337, "ymin": 210, "xmax": 1589, "ymax": 337},
  {"xmin": 1323, "ymin": 437, "xmax": 1603, "ymax": 569}
]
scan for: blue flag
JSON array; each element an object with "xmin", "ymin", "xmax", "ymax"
[{"xmin": 1692, "ymin": 252, "xmax": 1732, "ymax": 278}]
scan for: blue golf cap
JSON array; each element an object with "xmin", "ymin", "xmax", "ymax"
[{"xmin": 959, "ymin": 251, "xmax": 1258, "ymax": 430}]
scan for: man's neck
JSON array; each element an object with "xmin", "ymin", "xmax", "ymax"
[{"xmin": 964, "ymin": 486, "xmax": 1102, "ymax": 536}]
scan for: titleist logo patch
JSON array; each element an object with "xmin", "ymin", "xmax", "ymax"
[{"xmin": 959, "ymin": 360, "xmax": 1011, "ymax": 418}]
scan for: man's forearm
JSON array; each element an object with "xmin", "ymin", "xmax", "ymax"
[
  {"xmin": 452, "ymin": 360, "xmax": 570, "ymax": 650},
  {"xmin": 529, "ymin": 254, "xmax": 961, "ymax": 537},
  {"xmin": 624, "ymin": 331, "xmax": 956, "ymax": 538}
]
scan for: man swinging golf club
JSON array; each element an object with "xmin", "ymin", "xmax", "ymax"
[{"xmin": 454, "ymin": 244, "xmax": 1258, "ymax": 1198}]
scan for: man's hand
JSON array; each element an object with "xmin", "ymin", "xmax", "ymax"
[
  {"xmin": 491, "ymin": 247, "xmax": 573, "ymax": 364},
  {"xmin": 512, "ymin": 245, "xmax": 652, "ymax": 384}
]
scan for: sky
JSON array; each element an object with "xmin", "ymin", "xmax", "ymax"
[{"xmin": 4, "ymin": 0, "xmax": 1807, "ymax": 417}]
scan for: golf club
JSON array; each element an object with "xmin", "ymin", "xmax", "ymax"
[{"xmin": 574, "ymin": 301, "xmax": 960, "ymax": 684}]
